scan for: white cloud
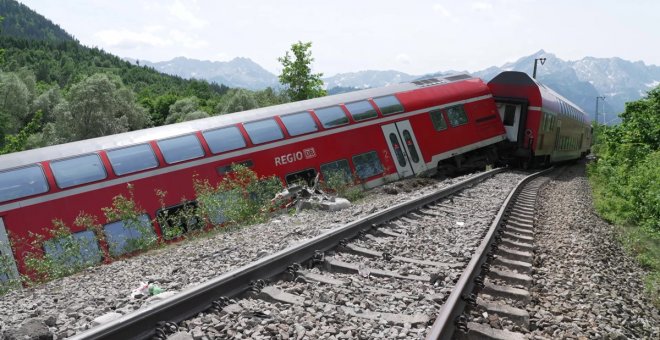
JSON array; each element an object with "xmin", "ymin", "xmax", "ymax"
[
  {"xmin": 396, "ymin": 53, "xmax": 412, "ymax": 65},
  {"xmin": 169, "ymin": 29, "xmax": 208, "ymax": 49},
  {"xmin": 95, "ymin": 29, "xmax": 169, "ymax": 49},
  {"xmin": 433, "ymin": 4, "xmax": 451, "ymax": 17},
  {"xmin": 471, "ymin": 1, "xmax": 493, "ymax": 11},
  {"xmin": 167, "ymin": 0, "xmax": 208, "ymax": 29}
]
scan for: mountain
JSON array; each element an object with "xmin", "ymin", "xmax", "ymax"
[
  {"xmin": 130, "ymin": 57, "xmax": 278, "ymax": 90},
  {"xmin": 0, "ymin": 0, "xmax": 74, "ymax": 41},
  {"xmin": 323, "ymin": 70, "xmax": 416, "ymax": 89},
  {"xmin": 473, "ymin": 50, "xmax": 660, "ymax": 123}
]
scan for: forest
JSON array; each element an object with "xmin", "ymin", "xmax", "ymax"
[{"xmin": 0, "ymin": 0, "xmax": 290, "ymax": 154}]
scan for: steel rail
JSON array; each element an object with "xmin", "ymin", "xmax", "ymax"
[
  {"xmin": 70, "ymin": 167, "xmax": 506, "ymax": 340},
  {"xmin": 425, "ymin": 167, "xmax": 554, "ymax": 340}
]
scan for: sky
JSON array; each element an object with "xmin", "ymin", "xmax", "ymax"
[{"xmin": 17, "ymin": 0, "xmax": 660, "ymax": 76}]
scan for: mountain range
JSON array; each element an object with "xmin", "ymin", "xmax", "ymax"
[{"xmin": 132, "ymin": 51, "xmax": 660, "ymax": 123}]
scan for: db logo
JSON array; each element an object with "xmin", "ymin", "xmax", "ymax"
[{"xmin": 303, "ymin": 148, "xmax": 316, "ymax": 159}]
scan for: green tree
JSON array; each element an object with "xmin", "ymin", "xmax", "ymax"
[
  {"xmin": 0, "ymin": 71, "xmax": 32, "ymax": 133},
  {"xmin": 220, "ymin": 89, "xmax": 259, "ymax": 114},
  {"xmin": 277, "ymin": 41, "xmax": 326, "ymax": 101},
  {"xmin": 165, "ymin": 96, "xmax": 200, "ymax": 124},
  {"xmin": 46, "ymin": 73, "xmax": 149, "ymax": 143}
]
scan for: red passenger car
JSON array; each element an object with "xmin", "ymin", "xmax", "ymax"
[
  {"xmin": 0, "ymin": 73, "xmax": 507, "ymax": 280},
  {"xmin": 488, "ymin": 71, "xmax": 592, "ymax": 167}
]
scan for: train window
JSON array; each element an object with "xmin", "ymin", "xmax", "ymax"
[
  {"xmin": 314, "ymin": 106, "xmax": 349, "ymax": 128},
  {"xmin": 373, "ymin": 96, "xmax": 404, "ymax": 115},
  {"xmin": 352, "ymin": 151, "xmax": 384, "ymax": 179},
  {"xmin": 203, "ymin": 126, "xmax": 247, "ymax": 154},
  {"xmin": 107, "ymin": 144, "xmax": 159, "ymax": 176},
  {"xmin": 244, "ymin": 118, "xmax": 284, "ymax": 144},
  {"xmin": 157, "ymin": 201, "xmax": 201, "ymax": 240},
  {"xmin": 103, "ymin": 214, "xmax": 155, "ymax": 256},
  {"xmin": 51, "ymin": 154, "xmax": 107, "ymax": 189},
  {"xmin": 402, "ymin": 130, "xmax": 420, "ymax": 163},
  {"xmin": 157, "ymin": 134, "xmax": 205, "ymax": 164},
  {"xmin": 0, "ymin": 165, "xmax": 49, "ymax": 203},
  {"xmin": 217, "ymin": 160, "xmax": 254, "ymax": 175},
  {"xmin": 320, "ymin": 159, "xmax": 352, "ymax": 182},
  {"xmin": 43, "ymin": 230, "xmax": 102, "ymax": 267},
  {"xmin": 345, "ymin": 100, "xmax": 378, "ymax": 121},
  {"xmin": 446, "ymin": 105, "xmax": 469, "ymax": 127},
  {"xmin": 281, "ymin": 112, "xmax": 318, "ymax": 136},
  {"xmin": 429, "ymin": 109, "xmax": 448, "ymax": 131},
  {"xmin": 285, "ymin": 169, "xmax": 317, "ymax": 186},
  {"xmin": 389, "ymin": 133, "xmax": 407, "ymax": 167}
]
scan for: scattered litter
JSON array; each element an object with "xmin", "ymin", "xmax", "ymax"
[
  {"xmin": 456, "ymin": 221, "xmax": 465, "ymax": 226},
  {"xmin": 482, "ymin": 312, "xmax": 488, "ymax": 318},
  {"xmin": 131, "ymin": 281, "xmax": 164, "ymax": 299}
]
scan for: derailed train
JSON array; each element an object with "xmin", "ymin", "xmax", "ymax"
[{"xmin": 0, "ymin": 71, "xmax": 591, "ymax": 280}]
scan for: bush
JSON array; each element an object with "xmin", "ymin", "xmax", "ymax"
[
  {"xmin": 321, "ymin": 170, "xmax": 365, "ymax": 202},
  {"xmin": 194, "ymin": 164, "xmax": 283, "ymax": 227}
]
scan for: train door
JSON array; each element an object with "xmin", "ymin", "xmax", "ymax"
[
  {"xmin": 381, "ymin": 120, "xmax": 425, "ymax": 178},
  {"xmin": 0, "ymin": 217, "xmax": 20, "ymax": 283},
  {"xmin": 497, "ymin": 103, "xmax": 522, "ymax": 142}
]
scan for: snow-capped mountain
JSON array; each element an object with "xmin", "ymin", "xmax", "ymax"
[{"xmin": 133, "ymin": 51, "xmax": 660, "ymax": 123}]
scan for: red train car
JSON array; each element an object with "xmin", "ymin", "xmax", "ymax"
[
  {"xmin": 0, "ymin": 73, "xmax": 507, "ymax": 281},
  {"xmin": 488, "ymin": 71, "xmax": 592, "ymax": 167}
]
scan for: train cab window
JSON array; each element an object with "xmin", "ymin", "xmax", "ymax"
[
  {"xmin": 345, "ymin": 100, "xmax": 378, "ymax": 121},
  {"xmin": 157, "ymin": 134, "xmax": 205, "ymax": 164},
  {"xmin": 43, "ymin": 229, "xmax": 102, "ymax": 266},
  {"xmin": 373, "ymin": 96, "xmax": 404, "ymax": 115},
  {"xmin": 107, "ymin": 144, "xmax": 159, "ymax": 176},
  {"xmin": 0, "ymin": 165, "xmax": 49, "ymax": 203},
  {"xmin": 320, "ymin": 159, "xmax": 352, "ymax": 182},
  {"xmin": 352, "ymin": 151, "xmax": 384, "ymax": 179},
  {"xmin": 446, "ymin": 105, "xmax": 469, "ymax": 127},
  {"xmin": 314, "ymin": 106, "xmax": 349, "ymax": 128},
  {"xmin": 203, "ymin": 126, "xmax": 247, "ymax": 154},
  {"xmin": 429, "ymin": 109, "xmax": 448, "ymax": 131},
  {"xmin": 103, "ymin": 214, "xmax": 155, "ymax": 256},
  {"xmin": 244, "ymin": 118, "xmax": 284, "ymax": 144},
  {"xmin": 280, "ymin": 112, "xmax": 318, "ymax": 136},
  {"xmin": 51, "ymin": 154, "xmax": 107, "ymax": 189},
  {"xmin": 285, "ymin": 169, "xmax": 317, "ymax": 186}
]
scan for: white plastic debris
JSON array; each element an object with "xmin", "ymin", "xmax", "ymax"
[{"xmin": 456, "ymin": 221, "xmax": 465, "ymax": 226}]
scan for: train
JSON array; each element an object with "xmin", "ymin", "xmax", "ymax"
[{"xmin": 0, "ymin": 71, "xmax": 591, "ymax": 282}]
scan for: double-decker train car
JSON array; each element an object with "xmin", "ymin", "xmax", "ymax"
[
  {"xmin": 488, "ymin": 71, "xmax": 592, "ymax": 167},
  {"xmin": 0, "ymin": 73, "xmax": 509, "ymax": 281}
]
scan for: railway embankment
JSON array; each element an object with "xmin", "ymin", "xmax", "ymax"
[{"xmin": 1, "ymin": 165, "xmax": 658, "ymax": 339}]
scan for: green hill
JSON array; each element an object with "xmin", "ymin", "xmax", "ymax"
[
  {"xmin": 0, "ymin": 0, "xmax": 286, "ymax": 154},
  {"xmin": 0, "ymin": 0, "xmax": 74, "ymax": 41}
]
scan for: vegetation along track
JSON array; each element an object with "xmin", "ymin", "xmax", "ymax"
[{"xmin": 69, "ymin": 168, "xmax": 540, "ymax": 339}]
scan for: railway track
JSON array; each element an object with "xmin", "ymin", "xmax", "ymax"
[{"xmin": 69, "ymin": 168, "xmax": 548, "ymax": 340}]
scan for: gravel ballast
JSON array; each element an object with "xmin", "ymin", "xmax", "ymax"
[
  {"xmin": 529, "ymin": 162, "xmax": 659, "ymax": 339},
  {"xmin": 0, "ymin": 172, "xmax": 509, "ymax": 338}
]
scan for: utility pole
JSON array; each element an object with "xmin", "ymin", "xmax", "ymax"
[
  {"xmin": 595, "ymin": 96, "xmax": 605, "ymax": 124},
  {"xmin": 533, "ymin": 57, "xmax": 546, "ymax": 79}
]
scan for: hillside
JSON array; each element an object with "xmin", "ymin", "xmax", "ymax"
[
  {"xmin": 0, "ymin": 0, "xmax": 74, "ymax": 41},
  {"xmin": 0, "ymin": 0, "xmax": 290, "ymax": 154}
]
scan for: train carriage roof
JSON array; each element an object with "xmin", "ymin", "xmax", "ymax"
[
  {"xmin": 488, "ymin": 71, "xmax": 588, "ymax": 120},
  {"xmin": 1, "ymin": 73, "xmax": 477, "ymax": 171}
]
